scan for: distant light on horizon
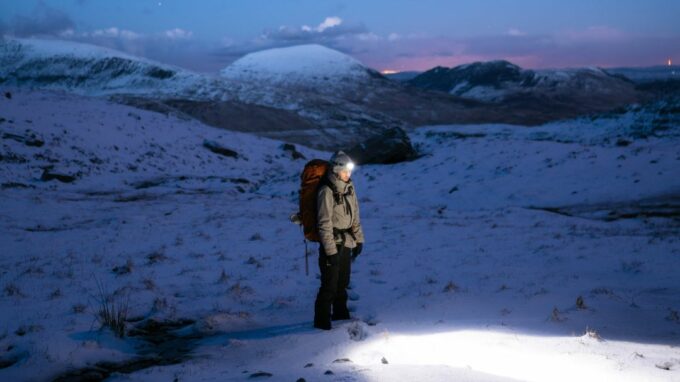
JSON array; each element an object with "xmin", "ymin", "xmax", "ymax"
[
  {"xmin": 669, "ymin": 58, "xmax": 673, "ymax": 66},
  {"xmin": 381, "ymin": 69, "xmax": 399, "ymax": 75}
]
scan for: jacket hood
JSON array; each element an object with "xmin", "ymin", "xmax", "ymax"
[{"xmin": 325, "ymin": 170, "xmax": 352, "ymax": 194}]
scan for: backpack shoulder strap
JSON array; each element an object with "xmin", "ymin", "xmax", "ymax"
[{"xmin": 318, "ymin": 172, "xmax": 342, "ymax": 205}]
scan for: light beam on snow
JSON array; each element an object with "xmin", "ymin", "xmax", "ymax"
[{"xmin": 347, "ymin": 329, "xmax": 653, "ymax": 382}]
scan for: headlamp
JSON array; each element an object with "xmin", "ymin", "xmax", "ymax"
[{"xmin": 346, "ymin": 162, "xmax": 355, "ymax": 171}]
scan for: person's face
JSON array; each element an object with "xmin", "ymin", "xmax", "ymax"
[{"xmin": 338, "ymin": 169, "xmax": 351, "ymax": 182}]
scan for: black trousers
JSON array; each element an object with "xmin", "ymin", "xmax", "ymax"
[{"xmin": 314, "ymin": 244, "xmax": 352, "ymax": 327}]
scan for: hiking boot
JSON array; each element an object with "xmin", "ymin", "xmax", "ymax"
[
  {"xmin": 314, "ymin": 321, "xmax": 331, "ymax": 330},
  {"xmin": 331, "ymin": 311, "xmax": 351, "ymax": 321}
]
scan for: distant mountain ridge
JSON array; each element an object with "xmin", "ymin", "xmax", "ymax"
[
  {"xmin": 390, "ymin": 64, "xmax": 679, "ymax": 84},
  {"xmin": 0, "ymin": 37, "xmax": 227, "ymax": 99},
  {"xmin": 2, "ymin": 37, "xmax": 667, "ymax": 156},
  {"xmin": 406, "ymin": 60, "xmax": 637, "ymax": 103},
  {"xmin": 0, "ymin": 38, "xmax": 410, "ymax": 154}
]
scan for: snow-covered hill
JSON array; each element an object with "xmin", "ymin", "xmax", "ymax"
[
  {"xmin": 1, "ymin": 88, "xmax": 679, "ymax": 381},
  {"xmin": 221, "ymin": 44, "xmax": 383, "ymax": 91}
]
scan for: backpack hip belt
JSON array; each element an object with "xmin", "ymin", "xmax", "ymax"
[{"xmin": 333, "ymin": 227, "xmax": 356, "ymax": 247}]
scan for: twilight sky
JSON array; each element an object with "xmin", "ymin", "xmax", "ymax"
[{"xmin": 1, "ymin": 0, "xmax": 679, "ymax": 73}]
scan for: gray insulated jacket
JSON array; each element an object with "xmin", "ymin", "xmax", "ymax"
[{"xmin": 317, "ymin": 171, "xmax": 365, "ymax": 256}]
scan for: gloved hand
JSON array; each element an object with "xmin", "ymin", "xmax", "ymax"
[
  {"xmin": 325, "ymin": 253, "xmax": 339, "ymax": 267},
  {"xmin": 352, "ymin": 243, "xmax": 363, "ymax": 262}
]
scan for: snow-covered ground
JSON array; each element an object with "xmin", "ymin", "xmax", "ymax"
[{"xmin": 1, "ymin": 88, "xmax": 679, "ymax": 381}]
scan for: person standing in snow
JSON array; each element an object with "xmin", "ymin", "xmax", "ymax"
[{"xmin": 314, "ymin": 151, "xmax": 365, "ymax": 330}]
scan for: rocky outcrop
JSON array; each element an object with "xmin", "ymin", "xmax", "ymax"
[{"xmin": 346, "ymin": 127, "xmax": 418, "ymax": 165}]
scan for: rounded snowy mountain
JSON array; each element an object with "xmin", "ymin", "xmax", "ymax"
[{"xmin": 220, "ymin": 44, "xmax": 380, "ymax": 88}]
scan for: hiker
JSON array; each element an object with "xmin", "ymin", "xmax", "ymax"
[{"xmin": 313, "ymin": 151, "xmax": 365, "ymax": 330}]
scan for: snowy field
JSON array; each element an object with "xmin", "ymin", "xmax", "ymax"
[{"xmin": 1, "ymin": 89, "xmax": 679, "ymax": 381}]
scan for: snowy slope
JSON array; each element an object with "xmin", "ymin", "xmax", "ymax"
[
  {"xmin": 0, "ymin": 88, "xmax": 319, "ymax": 192},
  {"xmin": 1, "ymin": 89, "xmax": 680, "ymax": 381}
]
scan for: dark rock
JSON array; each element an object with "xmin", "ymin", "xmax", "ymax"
[
  {"xmin": 114, "ymin": 193, "xmax": 158, "ymax": 203},
  {"xmin": 4, "ymin": 92, "xmax": 11, "ymax": 100},
  {"xmin": 0, "ymin": 152, "xmax": 27, "ymax": 163},
  {"xmin": 324, "ymin": 370, "xmax": 334, "ymax": 375},
  {"xmin": 281, "ymin": 143, "xmax": 306, "ymax": 160},
  {"xmin": 2, "ymin": 132, "xmax": 44, "ymax": 147},
  {"xmin": 203, "ymin": 139, "xmax": 239, "ymax": 158},
  {"xmin": 40, "ymin": 169, "xmax": 76, "ymax": 183},
  {"xmin": 667, "ymin": 309, "xmax": 680, "ymax": 323},
  {"xmin": 616, "ymin": 138, "xmax": 631, "ymax": 147},
  {"xmin": 304, "ymin": 363, "xmax": 314, "ymax": 368},
  {"xmin": 112, "ymin": 260, "xmax": 133, "ymax": 275},
  {"xmin": 0, "ymin": 355, "xmax": 19, "ymax": 369},
  {"xmin": 576, "ymin": 296, "xmax": 586, "ymax": 310},
  {"xmin": 345, "ymin": 127, "xmax": 418, "ymax": 165},
  {"xmin": 296, "ymin": 379, "xmax": 307, "ymax": 382},
  {"xmin": 249, "ymin": 371, "xmax": 273, "ymax": 378},
  {"xmin": 1, "ymin": 182, "xmax": 34, "ymax": 189},
  {"xmin": 443, "ymin": 281, "xmax": 459, "ymax": 293},
  {"xmin": 25, "ymin": 134, "xmax": 45, "ymax": 147},
  {"xmin": 426, "ymin": 130, "xmax": 486, "ymax": 140},
  {"xmin": 381, "ymin": 357, "xmax": 389, "ymax": 364},
  {"xmin": 133, "ymin": 178, "xmax": 165, "ymax": 189}
]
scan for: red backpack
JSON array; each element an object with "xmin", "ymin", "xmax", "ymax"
[{"xmin": 298, "ymin": 159, "xmax": 329, "ymax": 242}]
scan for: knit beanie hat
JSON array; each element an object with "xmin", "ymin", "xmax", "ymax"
[{"xmin": 329, "ymin": 151, "xmax": 355, "ymax": 174}]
